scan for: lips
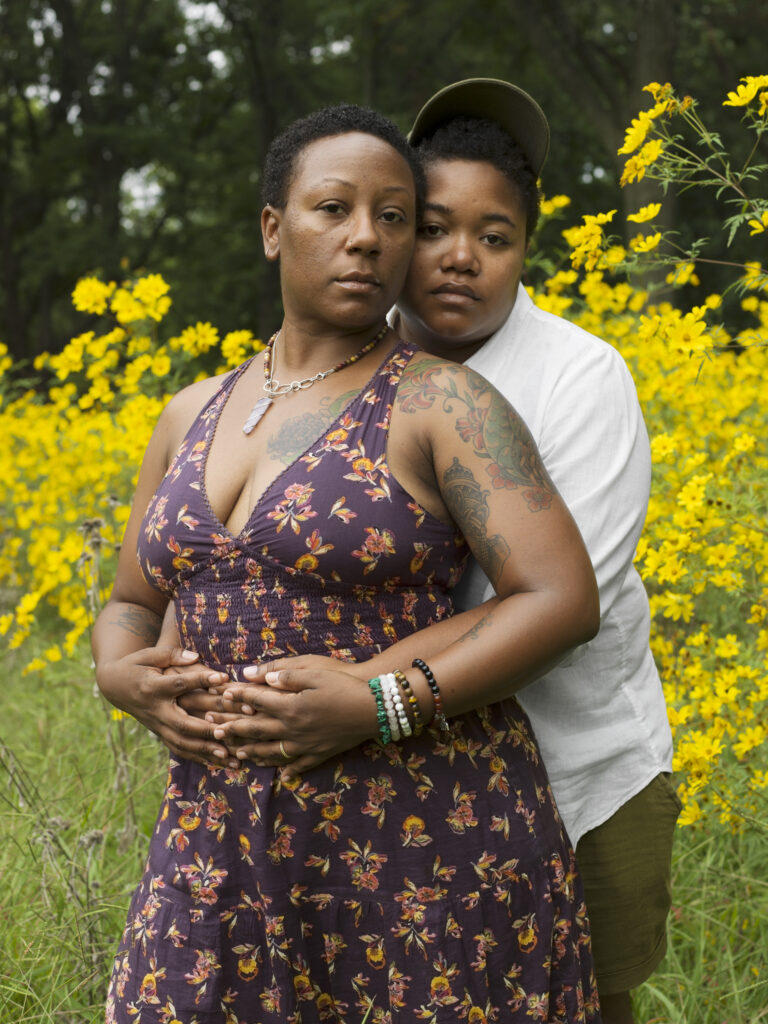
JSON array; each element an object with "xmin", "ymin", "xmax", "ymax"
[
  {"xmin": 336, "ymin": 271, "xmax": 381, "ymax": 291},
  {"xmin": 431, "ymin": 282, "xmax": 480, "ymax": 303}
]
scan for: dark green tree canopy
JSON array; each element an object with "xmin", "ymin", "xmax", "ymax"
[{"xmin": 1, "ymin": 0, "xmax": 765, "ymax": 357}]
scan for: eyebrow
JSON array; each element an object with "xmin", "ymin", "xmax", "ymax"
[
  {"xmin": 317, "ymin": 177, "xmax": 411, "ymax": 194},
  {"xmin": 423, "ymin": 201, "xmax": 518, "ymax": 228}
]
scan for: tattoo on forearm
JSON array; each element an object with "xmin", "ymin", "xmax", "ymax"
[
  {"xmin": 442, "ymin": 457, "xmax": 510, "ymax": 585},
  {"xmin": 397, "ymin": 357, "xmax": 554, "ymax": 513},
  {"xmin": 458, "ymin": 615, "xmax": 493, "ymax": 644},
  {"xmin": 266, "ymin": 390, "xmax": 360, "ymax": 464},
  {"xmin": 109, "ymin": 606, "xmax": 161, "ymax": 644}
]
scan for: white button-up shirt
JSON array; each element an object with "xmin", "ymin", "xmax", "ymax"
[{"xmin": 454, "ymin": 284, "xmax": 673, "ymax": 846}]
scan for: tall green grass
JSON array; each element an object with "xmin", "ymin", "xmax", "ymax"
[{"xmin": 1, "ymin": 637, "xmax": 766, "ymax": 1023}]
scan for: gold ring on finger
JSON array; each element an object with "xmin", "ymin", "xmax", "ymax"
[{"xmin": 279, "ymin": 740, "xmax": 289, "ymax": 761}]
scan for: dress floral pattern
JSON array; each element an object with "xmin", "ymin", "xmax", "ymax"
[{"xmin": 107, "ymin": 340, "xmax": 601, "ymax": 1023}]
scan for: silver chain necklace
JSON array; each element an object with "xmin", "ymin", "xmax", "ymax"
[{"xmin": 242, "ymin": 324, "xmax": 389, "ymax": 435}]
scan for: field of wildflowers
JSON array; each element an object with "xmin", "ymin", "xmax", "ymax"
[{"xmin": 0, "ymin": 79, "xmax": 766, "ymax": 1021}]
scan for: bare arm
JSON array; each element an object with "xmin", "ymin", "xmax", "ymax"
[{"xmin": 91, "ymin": 394, "xmax": 232, "ymax": 765}]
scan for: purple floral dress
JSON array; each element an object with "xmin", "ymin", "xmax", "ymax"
[{"xmin": 107, "ymin": 340, "xmax": 601, "ymax": 1024}]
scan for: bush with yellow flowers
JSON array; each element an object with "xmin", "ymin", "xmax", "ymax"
[
  {"xmin": 0, "ymin": 78, "xmax": 766, "ymax": 834},
  {"xmin": 0, "ymin": 274, "xmax": 263, "ymax": 663},
  {"xmin": 535, "ymin": 77, "xmax": 768, "ymax": 831}
]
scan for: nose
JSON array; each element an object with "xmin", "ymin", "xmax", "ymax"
[
  {"xmin": 442, "ymin": 234, "xmax": 479, "ymax": 275},
  {"xmin": 345, "ymin": 210, "xmax": 381, "ymax": 255}
]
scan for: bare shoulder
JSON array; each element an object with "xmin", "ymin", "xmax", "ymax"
[
  {"xmin": 395, "ymin": 350, "xmax": 494, "ymax": 408},
  {"xmin": 396, "ymin": 350, "xmax": 555, "ymax": 512},
  {"xmin": 153, "ymin": 369, "xmax": 234, "ymax": 461}
]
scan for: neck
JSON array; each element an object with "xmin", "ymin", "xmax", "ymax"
[
  {"xmin": 394, "ymin": 311, "xmax": 488, "ymax": 365},
  {"xmin": 274, "ymin": 318, "xmax": 389, "ymax": 374}
]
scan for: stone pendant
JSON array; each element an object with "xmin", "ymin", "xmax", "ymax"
[{"xmin": 242, "ymin": 396, "xmax": 272, "ymax": 435}]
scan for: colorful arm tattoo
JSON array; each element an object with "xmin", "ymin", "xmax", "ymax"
[{"xmin": 397, "ymin": 358, "xmax": 553, "ymax": 513}]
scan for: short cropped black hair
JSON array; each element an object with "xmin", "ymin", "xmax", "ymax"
[
  {"xmin": 413, "ymin": 116, "xmax": 541, "ymax": 239},
  {"xmin": 262, "ymin": 104, "xmax": 425, "ymax": 210}
]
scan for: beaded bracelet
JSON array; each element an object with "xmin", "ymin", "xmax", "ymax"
[
  {"xmin": 411, "ymin": 658, "xmax": 449, "ymax": 731},
  {"xmin": 367, "ymin": 677, "xmax": 391, "ymax": 744},
  {"xmin": 393, "ymin": 669, "xmax": 423, "ymax": 736},
  {"xmin": 379, "ymin": 672, "xmax": 401, "ymax": 741},
  {"xmin": 384, "ymin": 671, "xmax": 412, "ymax": 738}
]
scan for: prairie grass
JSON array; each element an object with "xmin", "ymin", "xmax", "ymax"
[{"xmin": 0, "ymin": 637, "xmax": 766, "ymax": 1023}]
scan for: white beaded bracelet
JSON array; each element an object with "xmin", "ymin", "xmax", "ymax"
[
  {"xmin": 382, "ymin": 671, "xmax": 412, "ymax": 738},
  {"xmin": 380, "ymin": 672, "xmax": 401, "ymax": 741}
]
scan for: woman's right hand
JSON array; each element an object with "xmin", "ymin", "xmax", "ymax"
[{"xmin": 97, "ymin": 645, "xmax": 239, "ymax": 767}]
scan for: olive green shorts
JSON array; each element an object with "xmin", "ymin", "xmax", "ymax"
[{"xmin": 575, "ymin": 773, "xmax": 682, "ymax": 995}]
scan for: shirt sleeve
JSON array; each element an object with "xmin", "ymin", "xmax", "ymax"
[{"xmin": 535, "ymin": 342, "xmax": 651, "ymax": 622}]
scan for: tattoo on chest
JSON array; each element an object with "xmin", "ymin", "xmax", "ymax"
[
  {"xmin": 265, "ymin": 390, "xmax": 359, "ymax": 465},
  {"xmin": 397, "ymin": 359, "xmax": 554, "ymax": 513},
  {"xmin": 109, "ymin": 606, "xmax": 161, "ymax": 645},
  {"xmin": 442, "ymin": 457, "xmax": 511, "ymax": 585}
]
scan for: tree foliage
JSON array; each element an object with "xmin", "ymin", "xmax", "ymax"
[{"xmin": 1, "ymin": 0, "xmax": 767, "ymax": 356}]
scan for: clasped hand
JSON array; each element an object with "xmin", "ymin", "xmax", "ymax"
[{"xmin": 188, "ymin": 655, "xmax": 375, "ymax": 779}]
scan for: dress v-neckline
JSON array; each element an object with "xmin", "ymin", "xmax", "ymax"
[{"xmin": 198, "ymin": 339, "xmax": 410, "ymax": 543}]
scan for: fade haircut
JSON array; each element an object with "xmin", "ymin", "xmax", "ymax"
[
  {"xmin": 261, "ymin": 104, "xmax": 425, "ymax": 210},
  {"xmin": 413, "ymin": 116, "xmax": 541, "ymax": 239}
]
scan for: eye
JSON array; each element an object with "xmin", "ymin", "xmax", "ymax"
[
  {"xmin": 417, "ymin": 223, "xmax": 445, "ymax": 238},
  {"xmin": 482, "ymin": 232, "xmax": 509, "ymax": 247},
  {"xmin": 319, "ymin": 202, "xmax": 346, "ymax": 215},
  {"xmin": 380, "ymin": 209, "xmax": 406, "ymax": 224}
]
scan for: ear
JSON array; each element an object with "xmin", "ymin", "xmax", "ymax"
[{"xmin": 261, "ymin": 205, "xmax": 281, "ymax": 261}]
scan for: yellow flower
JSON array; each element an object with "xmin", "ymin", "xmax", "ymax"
[
  {"xmin": 72, "ymin": 277, "xmax": 116, "ymax": 315},
  {"xmin": 733, "ymin": 725, "xmax": 766, "ymax": 759},
  {"xmin": 151, "ymin": 349, "xmax": 172, "ymax": 377},
  {"xmin": 642, "ymin": 81, "xmax": 673, "ymax": 102},
  {"xmin": 747, "ymin": 210, "xmax": 768, "ymax": 235},
  {"xmin": 132, "ymin": 274, "xmax": 172, "ymax": 321},
  {"xmin": 723, "ymin": 76, "xmax": 768, "ymax": 107},
  {"xmin": 630, "ymin": 232, "xmax": 662, "ymax": 253},
  {"xmin": 620, "ymin": 139, "xmax": 664, "ymax": 186},
  {"xmin": 539, "ymin": 194, "xmax": 571, "ymax": 216},
  {"xmin": 666, "ymin": 262, "xmax": 699, "ymax": 287},
  {"xmin": 618, "ymin": 112, "xmax": 653, "ymax": 155},
  {"xmin": 627, "ymin": 203, "xmax": 662, "ymax": 223},
  {"xmin": 111, "ymin": 287, "xmax": 146, "ymax": 325}
]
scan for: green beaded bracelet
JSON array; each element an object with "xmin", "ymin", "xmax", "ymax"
[{"xmin": 367, "ymin": 676, "xmax": 391, "ymax": 744}]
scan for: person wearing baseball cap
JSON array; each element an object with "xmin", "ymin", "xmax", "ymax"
[{"xmin": 394, "ymin": 78, "xmax": 679, "ymax": 1024}]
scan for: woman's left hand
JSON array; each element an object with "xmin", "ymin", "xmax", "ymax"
[{"xmin": 212, "ymin": 657, "xmax": 375, "ymax": 778}]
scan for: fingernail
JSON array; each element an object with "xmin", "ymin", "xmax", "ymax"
[
  {"xmin": 265, "ymin": 671, "xmax": 281, "ymax": 685},
  {"xmin": 242, "ymin": 666, "xmax": 258, "ymax": 679},
  {"xmin": 212, "ymin": 748, "xmax": 227, "ymax": 758},
  {"xmin": 181, "ymin": 650, "xmax": 198, "ymax": 661},
  {"xmin": 213, "ymin": 728, "xmax": 224, "ymax": 739}
]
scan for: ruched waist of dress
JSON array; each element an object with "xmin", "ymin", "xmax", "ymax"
[{"xmin": 173, "ymin": 547, "xmax": 455, "ymax": 672}]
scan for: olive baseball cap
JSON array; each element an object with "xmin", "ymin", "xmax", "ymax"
[{"xmin": 408, "ymin": 78, "xmax": 550, "ymax": 177}]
